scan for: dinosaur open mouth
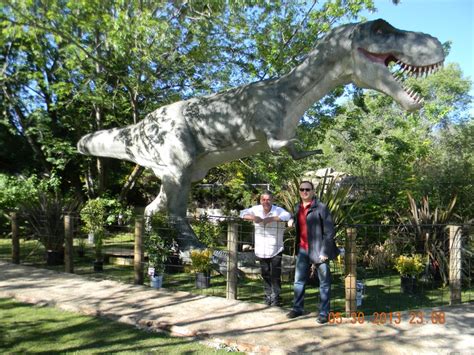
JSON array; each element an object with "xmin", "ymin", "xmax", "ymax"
[{"xmin": 359, "ymin": 48, "xmax": 443, "ymax": 105}]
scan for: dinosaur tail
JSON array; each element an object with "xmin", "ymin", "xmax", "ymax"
[{"xmin": 77, "ymin": 126, "xmax": 133, "ymax": 162}]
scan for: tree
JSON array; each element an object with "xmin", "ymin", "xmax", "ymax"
[
  {"xmin": 322, "ymin": 63, "xmax": 472, "ymax": 221},
  {"xmin": 1, "ymin": 0, "xmax": 377, "ymax": 208}
]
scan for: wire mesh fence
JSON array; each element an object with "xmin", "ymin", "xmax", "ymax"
[{"xmin": 1, "ymin": 211, "xmax": 472, "ymax": 315}]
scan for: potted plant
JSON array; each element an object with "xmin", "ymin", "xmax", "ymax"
[
  {"xmin": 394, "ymin": 254, "xmax": 424, "ymax": 294},
  {"xmin": 21, "ymin": 194, "xmax": 79, "ymax": 266},
  {"xmin": 80, "ymin": 198, "xmax": 107, "ymax": 272},
  {"xmin": 190, "ymin": 248, "xmax": 213, "ymax": 289},
  {"xmin": 145, "ymin": 232, "xmax": 170, "ymax": 289},
  {"xmin": 76, "ymin": 236, "xmax": 86, "ymax": 257}
]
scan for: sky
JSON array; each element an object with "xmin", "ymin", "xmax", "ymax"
[{"xmin": 361, "ymin": 0, "xmax": 473, "ymax": 97}]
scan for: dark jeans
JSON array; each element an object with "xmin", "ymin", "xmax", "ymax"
[
  {"xmin": 257, "ymin": 252, "xmax": 282, "ymax": 304},
  {"xmin": 292, "ymin": 248, "xmax": 331, "ymax": 317}
]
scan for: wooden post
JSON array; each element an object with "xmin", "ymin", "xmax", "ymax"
[
  {"xmin": 134, "ymin": 214, "xmax": 144, "ymax": 285},
  {"xmin": 345, "ymin": 227, "xmax": 357, "ymax": 316},
  {"xmin": 64, "ymin": 214, "xmax": 74, "ymax": 273},
  {"xmin": 449, "ymin": 225, "xmax": 462, "ymax": 305},
  {"xmin": 11, "ymin": 212, "xmax": 20, "ymax": 264},
  {"xmin": 226, "ymin": 220, "xmax": 238, "ymax": 300}
]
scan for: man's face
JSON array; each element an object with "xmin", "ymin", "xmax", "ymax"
[
  {"xmin": 299, "ymin": 183, "xmax": 314, "ymax": 202},
  {"xmin": 260, "ymin": 194, "xmax": 273, "ymax": 211}
]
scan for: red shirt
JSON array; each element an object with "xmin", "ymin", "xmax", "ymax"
[{"xmin": 297, "ymin": 202, "xmax": 311, "ymax": 251}]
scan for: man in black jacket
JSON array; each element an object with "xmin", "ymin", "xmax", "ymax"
[{"xmin": 286, "ymin": 180, "xmax": 339, "ymax": 324}]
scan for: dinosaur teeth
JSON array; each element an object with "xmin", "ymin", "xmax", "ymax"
[{"xmin": 390, "ymin": 58, "xmax": 445, "ymax": 104}]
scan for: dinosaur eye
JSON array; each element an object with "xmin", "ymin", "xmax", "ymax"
[
  {"xmin": 372, "ymin": 20, "xmax": 388, "ymax": 35},
  {"xmin": 373, "ymin": 24, "xmax": 385, "ymax": 35}
]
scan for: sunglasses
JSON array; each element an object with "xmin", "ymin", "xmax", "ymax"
[{"xmin": 299, "ymin": 188, "xmax": 312, "ymax": 192}]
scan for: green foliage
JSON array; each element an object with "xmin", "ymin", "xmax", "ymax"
[
  {"xmin": 80, "ymin": 197, "xmax": 132, "ymax": 232},
  {"xmin": 189, "ymin": 249, "xmax": 213, "ymax": 273},
  {"xmin": 404, "ymin": 193, "xmax": 457, "ymax": 285},
  {"xmin": 394, "ymin": 254, "xmax": 424, "ymax": 277},
  {"xmin": 144, "ymin": 233, "xmax": 169, "ymax": 275},
  {"xmin": 363, "ymin": 240, "xmax": 396, "ymax": 272},
  {"xmin": 80, "ymin": 198, "xmax": 109, "ymax": 260},
  {"xmin": 0, "ymin": 174, "xmax": 43, "ymax": 232},
  {"xmin": 21, "ymin": 193, "xmax": 79, "ymax": 253},
  {"xmin": 144, "ymin": 213, "xmax": 177, "ymax": 274},
  {"xmin": 279, "ymin": 173, "xmax": 359, "ymax": 228},
  {"xmin": 322, "ymin": 63, "xmax": 472, "ymax": 223},
  {"xmin": 191, "ymin": 214, "xmax": 224, "ymax": 247},
  {"xmin": 80, "ymin": 198, "xmax": 107, "ymax": 235},
  {"xmin": 148, "ymin": 212, "xmax": 178, "ymax": 244},
  {"xmin": 0, "ymin": 174, "xmax": 44, "ymax": 214}
]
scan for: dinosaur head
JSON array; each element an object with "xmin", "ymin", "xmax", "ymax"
[{"xmin": 351, "ymin": 19, "xmax": 444, "ymax": 111}]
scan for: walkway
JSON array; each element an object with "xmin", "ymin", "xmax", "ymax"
[{"xmin": 0, "ymin": 261, "xmax": 472, "ymax": 354}]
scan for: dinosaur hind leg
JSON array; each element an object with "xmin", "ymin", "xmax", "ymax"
[
  {"xmin": 147, "ymin": 171, "xmax": 205, "ymax": 253},
  {"xmin": 144, "ymin": 187, "xmax": 167, "ymax": 218}
]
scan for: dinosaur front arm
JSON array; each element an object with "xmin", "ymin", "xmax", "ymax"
[{"xmin": 285, "ymin": 141, "xmax": 323, "ymax": 160}]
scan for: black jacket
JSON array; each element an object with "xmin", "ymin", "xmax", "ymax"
[{"xmin": 294, "ymin": 198, "xmax": 339, "ymax": 263}]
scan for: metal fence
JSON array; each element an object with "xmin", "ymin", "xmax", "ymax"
[{"xmin": 1, "ymin": 211, "xmax": 472, "ymax": 315}]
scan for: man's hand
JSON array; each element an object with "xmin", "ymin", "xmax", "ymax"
[
  {"xmin": 253, "ymin": 216, "xmax": 263, "ymax": 223},
  {"xmin": 320, "ymin": 255, "xmax": 328, "ymax": 262},
  {"xmin": 287, "ymin": 219, "xmax": 294, "ymax": 228},
  {"xmin": 262, "ymin": 216, "xmax": 279, "ymax": 225}
]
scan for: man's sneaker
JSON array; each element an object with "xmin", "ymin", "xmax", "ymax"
[
  {"xmin": 316, "ymin": 315, "xmax": 329, "ymax": 324},
  {"xmin": 286, "ymin": 310, "xmax": 303, "ymax": 319}
]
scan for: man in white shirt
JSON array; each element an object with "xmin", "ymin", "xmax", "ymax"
[{"xmin": 240, "ymin": 191, "xmax": 291, "ymax": 306}]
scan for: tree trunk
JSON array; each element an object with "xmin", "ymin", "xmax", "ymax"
[{"xmin": 119, "ymin": 164, "xmax": 145, "ymax": 203}]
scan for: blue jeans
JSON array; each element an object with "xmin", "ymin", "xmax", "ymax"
[{"xmin": 292, "ymin": 248, "xmax": 331, "ymax": 317}]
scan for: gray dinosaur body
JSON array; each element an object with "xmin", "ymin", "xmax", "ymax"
[{"xmin": 78, "ymin": 19, "xmax": 444, "ymax": 250}]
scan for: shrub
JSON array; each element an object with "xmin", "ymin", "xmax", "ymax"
[
  {"xmin": 79, "ymin": 197, "xmax": 133, "ymax": 260},
  {"xmin": 189, "ymin": 249, "xmax": 213, "ymax": 273},
  {"xmin": 363, "ymin": 239, "xmax": 396, "ymax": 272},
  {"xmin": 190, "ymin": 214, "xmax": 224, "ymax": 247},
  {"xmin": 145, "ymin": 213, "xmax": 178, "ymax": 275},
  {"xmin": 21, "ymin": 193, "xmax": 79, "ymax": 253},
  {"xmin": 145, "ymin": 233, "xmax": 170, "ymax": 275},
  {"xmin": 394, "ymin": 254, "xmax": 424, "ymax": 277},
  {"xmin": 80, "ymin": 198, "xmax": 108, "ymax": 261}
]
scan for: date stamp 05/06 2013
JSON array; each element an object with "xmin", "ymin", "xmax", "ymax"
[{"xmin": 328, "ymin": 311, "xmax": 446, "ymax": 325}]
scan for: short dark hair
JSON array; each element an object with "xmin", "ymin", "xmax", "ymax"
[
  {"xmin": 260, "ymin": 190, "xmax": 274, "ymax": 198},
  {"xmin": 299, "ymin": 180, "xmax": 314, "ymax": 190}
]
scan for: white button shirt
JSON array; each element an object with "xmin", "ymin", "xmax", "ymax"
[{"xmin": 240, "ymin": 205, "xmax": 291, "ymax": 258}]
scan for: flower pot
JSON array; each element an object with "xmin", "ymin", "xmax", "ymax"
[
  {"xmin": 195, "ymin": 272, "xmax": 211, "ymax": 289},
  {"xmin": 150, "ymin": 274, "xmax": 164, "ymax": 289},
  {"xmin": 45, "ymin": 250, "xmax": 64, "ymax": 266},
  {"xmin": 93, "ymin": 260, "xmax": 104, "ymax": 272},
  {"xmin": 400, "ymin": 276, "xmax": 417, "ymax": 294},
  {"xmin": 165, "ymin": 254, "xmax": 182, "ymax": 274}
]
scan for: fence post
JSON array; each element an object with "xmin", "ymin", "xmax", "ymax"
[
  {"xmin": 11, "ymin": 212, "xmax": 20, "ymax": 264},
  {"xmin": 226, "ymin": 220, "xmax": 238, "ymax": 300},
  {"xmin": 449, "ymin": 225, "xmax": 462, "ymax": 305},
  {"xmin": 134, "ymin": 213, "xmax": 144, "ymax": 285},
  {"xmin": 64, "ymin": 214, "xmax": 74, "ymax": 273},
  {"xmin": 345, "ymin": 227, "xmax": 357, "ymax": 316}
]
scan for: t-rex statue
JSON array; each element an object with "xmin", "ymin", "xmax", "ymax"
[{"xmin": 77, "ymin": 19, "xmax": 444, "ymax": 251}]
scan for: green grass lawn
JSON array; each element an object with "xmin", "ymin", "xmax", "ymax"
[{"xmin": 0, "ymin": 298, "xmax": 240, "ymax": 354}]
